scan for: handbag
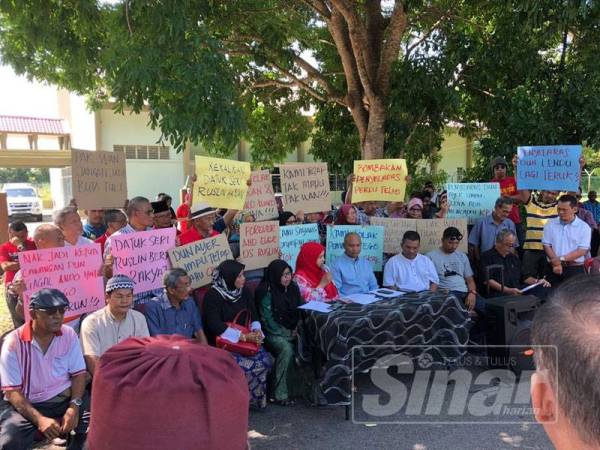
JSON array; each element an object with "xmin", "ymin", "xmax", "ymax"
[{"xmin": 216, "ymin": 309, "xmax": 259, "ymax": 357}]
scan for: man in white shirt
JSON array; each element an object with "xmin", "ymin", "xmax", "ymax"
[
  {"xmin": 53, "ymin": 207, "xmax": 93, "ymax": 247},
  {"xmin": 543, "ymin": 194, "xmax": 591, "ymax": 285},
  {"xmin": 383, "ymin": 231, "xmax": 439, "ymax": 292}
]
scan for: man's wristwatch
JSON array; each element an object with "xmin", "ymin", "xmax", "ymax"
[{"xmin": 70, "ymin": 398, "xmax": 83, "ymax": 407}]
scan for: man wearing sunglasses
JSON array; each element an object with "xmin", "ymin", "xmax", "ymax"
[{"xmin": 0, "ymin": 288, "xmax": 89, "ymax": 449}]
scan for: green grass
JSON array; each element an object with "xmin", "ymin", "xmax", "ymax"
[{"xmin": 0, "ymin": 283, "xmax": 15, "ymax": 335}]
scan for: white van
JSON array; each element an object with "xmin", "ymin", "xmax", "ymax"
[{"xmin": 2, "ymin": 183, "xmax": 43, "ymax": 222}]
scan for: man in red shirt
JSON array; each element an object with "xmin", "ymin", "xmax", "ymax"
[
  {"xmin": 178, "ymin": 203, "xmax": 221, "ymax": 246},
  {"xmin": 95, "ymin": 209, "xmax": 127, "ymax": 255},
  {"xmin": 0, "ymin": 221, "xmax": 36, "ymax": 326},
  {"xmin": 490, "ymin": 156, "xmax": 524, "ymax": 250}
]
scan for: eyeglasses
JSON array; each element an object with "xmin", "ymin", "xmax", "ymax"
[
  {"xmin": 281, "ymin": 271, "xmax": 293, "ymax": 278},
  {"xmin": 36, "ymin": 307, "xmax": 66, "ymax": 316}
]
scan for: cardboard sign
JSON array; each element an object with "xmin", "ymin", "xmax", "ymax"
[
  {"xmin": 243, "ymin": 170, "xmax": 278, "ymax": 221},
  {"xmin": 71, "ymin": 149, "xmax": 127, "ymax": 209},
  {"xmin": 19, "ymin": 244, "xmax": 104, "ymax": 321},
  {"xmin": 193, "ymin": 156, "xmax": 251, "ymax": 210},
  {"xmin": 447, "ymin": 182, "xmax": 500, "ymax": 222},
  {"xmin": 168, "ymin": 233, "xmax": 233, "ymax": 289},
  {"xmin": 239, "ymin": 221, "xmax": 279, "ymax": 271},
  {"xmin": 278, "ymin": 163, "xmax": 331, "ymax": 213},
  {"xmin": 0, "ymin": 193, "xmax": 7, "ymax": 244},
  {"xmin": 517, "ymin": 145, "xmax": 582, "ymax": 192},
  {"xmin": 352, "ymin": 159, "xmax": 408, "ymax": 202},
  {"xmin": 416, "ymin": 218, "xmax": 468, "ymax": 254},
  {"xmin": 111, "ymin": 228, "xmax": 176, "ymax": 294},
  {"xmin": 325, "ymin": 225, "xmax": 385, "ymax": 271},
  {"xmin": 279, "ymin": 224, "xmax": 320, "ymax": 271},
  {"xmin": 369, "ymin": 217, "xmax": 417, "ymax": 254}
]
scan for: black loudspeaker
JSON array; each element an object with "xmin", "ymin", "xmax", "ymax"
[{"xmin": 483, "ymin": 295, "xmax": 540, "ymax": 374}]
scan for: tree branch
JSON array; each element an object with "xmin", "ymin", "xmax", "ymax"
[
  {"xmin": 301, "ymin": 0, "xmax": 332, "ymax": 21},
  {"xmin": 405, "ymin": 13, "xmax": 448, "ymax": 59},
  {"xmin": 376, "ymin": 2, "xmax": 407, "ymax": 95}
]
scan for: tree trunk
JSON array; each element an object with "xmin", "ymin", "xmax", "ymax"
[{"xmin": 361, "ymin": 97, "xmax": 386, "ymax": 160}]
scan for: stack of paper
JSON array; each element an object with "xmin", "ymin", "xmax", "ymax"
[
  {"xmin": 342, "ymin": 293, "xmax": 380, "ymax": 305},
  {"xmin": 298, "ymin": 302, "xmax": 332, "ymax": 313}
]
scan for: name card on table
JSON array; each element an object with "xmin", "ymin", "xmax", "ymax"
[
  {"xmin": 325, "ymin": 225, "xmax": 385, "ymax": 271},
  {"xmin": 369, "ymin": 217, "xmax": 417, "ymax": 254},
  {"xmin": 243, "ymin": 170, "xmax": 278, "ymax": 221},
  {"xmin": 240, "ymin": 221, "xmax": 280, "ymax": 271},
  {"xmin": 278, "ymin": 163, "xmax": 331, "ymax": 213},
  {"xmin": 111, "ymin": 228, "xmax": 176, "ymax": 294},
  {"xmin": 352, "ymin": 159, "xmax": 408, "ymax": 202},
  {"xmin": 279, "ymin": 224, "xmax": 320, "ymax": 271},
  {"xmin": 19, "ymin": 244, "xmax": 104, "ymax": 321},
  {"xmin": 447, "ymin": 182, "xmax": 500, "ymax": 223},
  {"xmin": 193, "ymin": 156, "xmax": 251, "ymax": 210},
  {"xmin": 517, "ymin": 145, "xmax": 582, "ymax": 192},
  {"xmin": 168, "ymin": 233, "xmax": 233, "ymax": 289},
  {"xmin": 416, "ymin": 218, "xmax": 468, "ymax": 254},
  {"xmin": 71, "ymin": 149, "xmax": 127, "ymax": 209}
]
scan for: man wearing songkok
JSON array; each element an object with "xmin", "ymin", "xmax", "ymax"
[
  {"xmin": 54, "ymin": 207, "xmax": 93, "ymax": 247},
  {"xmin": 145, "ymin": 268, "xmax": 208, "ymax": 344},
  {"xmin": 80, "ymin": 275, "xmax": 149, "ymax": 376},
  {"xmin": 86, "ymin": 335, "xmax": 249, "ymax": 450},
  {"xmin": 0, "ymin": 289, "xmax": 89, "ymax": 450},
  {"xmin": 330, "ymin": 232, "xmax": 378, "ymax": 296},
  {"xmin": 383, "ymin": 231, "xmax": 439, "ymax": 292},
  {"xmin": 151, "ymin": 199, "xmax": 179, "ymax": 234},
  {"xmin": 82, "ymin": 209, "xmax": 106, "ymax": 240}
]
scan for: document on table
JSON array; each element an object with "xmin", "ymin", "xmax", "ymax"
[
  {"xmin": 342, "ymin": 293, "xmax": 380, "ymax": 305},
  {"xmin": 298, "ymin": 302, "xmax": 332, "ymax": 313},
  {"xmin": 370, "ymin": 288, "xmax": 403, "ymax": 298}
]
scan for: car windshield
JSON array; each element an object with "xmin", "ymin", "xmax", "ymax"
[{"xmin": 5, "ymin": 189, "xmax": 36, "ymax": 197}]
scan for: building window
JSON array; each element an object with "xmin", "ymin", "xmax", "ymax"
[{"xmin": 113, "ymin": 145, "xmax": 170, "ymax": 160}]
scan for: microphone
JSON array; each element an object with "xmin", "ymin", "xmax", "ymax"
[{"xmin": 322, "ymin": 264, "xmax": 330, "ymax": 273}]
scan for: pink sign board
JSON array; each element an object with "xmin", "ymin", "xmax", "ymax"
[
  {"xmin": 19, "ymin": 244, "xmax": 105, "ymax": 321},
  {"xmin": 110, "ymin": 228, "xmax": 177, "ymax": 294}
]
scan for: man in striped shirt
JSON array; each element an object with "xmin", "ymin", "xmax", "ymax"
[{"xmin": 0, "ymin": 289, "xmax": 89, "ymax": 449}]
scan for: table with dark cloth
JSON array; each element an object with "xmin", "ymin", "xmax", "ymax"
[{"xmin": 298, "ymin": 290, "xmax": 470, "ymax": 405}]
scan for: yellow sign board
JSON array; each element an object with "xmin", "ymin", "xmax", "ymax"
[
  {"xmin": 193, "ymin": 156, "xmax": 251, "ymax": 210},
  {"xmin": 352, "ymin": 159, "xmax": 407, "ymax": 202}
]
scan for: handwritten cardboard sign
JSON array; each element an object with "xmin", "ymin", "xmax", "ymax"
[
  {"xmin": 19, "ymin": 244, "xmax": 104, "ymax": 321},
  {"xmin": 416, "ymin": 218, "xmax": 468, "ymax": 254},
  {"xmin": 447, "ymin": 182, "xmax": 500, "ymax": 223},
  {"xmin": 0, "ymin": 193, "xmax": 7, "ymax": 244},
  {"xmin": 71, "ymin": 149, "xmax": 127, "ymax": 209},
  {"xmin": 193, "ymin": 156, "xmax": 251, "ymax": 210},
  {"xmin": 278, "ymin": 163, "xmax": 331, "ymax": 213},
  {"xmin": 352, "ymin": 159, "xmax": 408, "ymax": 202},
  {"xmin": 369, "ymin": 217, "xmax": 417, "ymax": 254},
  {"xmin": 240, "ymin": 221, "xmax": 280, "ymax": 271},
  {"xmin": 243, "ymin": 170, "xmax": 278, "ymax": 221},
  {"xmin": 279, "ymin": 223, "xmax": 320, "ymax": 271},
  {"xmin": 111, "ymin": 228, "xmax": 176, "ymax": 294},
  {"xmin": 168, "ymin": 233, "xmax": 233, "ymax": 289},
  {"xmin": 325, "ymin": 225, "xmax": 385, "ymax": 271},
  {"xmin": 517, "ymin": 145, "xmax": 582, "ymax": 192}
]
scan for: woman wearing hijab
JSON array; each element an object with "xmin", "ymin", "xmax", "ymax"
[
  {"xmin": 203, "ymin": 260, "xmax": 273, "ymax": 409},
  {"xmin": 293, "ymin": 242, "xmax": 339, "ymax": 302},
  {"xmin": 256, "ymin": 259, "xmax": 308, "ymax": 405},
  {"xmin": 334, "ymin": 204, "xmax": 359, "ymax": 225}
]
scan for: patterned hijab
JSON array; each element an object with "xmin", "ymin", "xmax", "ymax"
[{"xmin": 212, "ymin": 260, "xmax": 245, "ymax": 302}]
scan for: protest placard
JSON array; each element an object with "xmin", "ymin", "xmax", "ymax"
[
  {"xmin": 369, "ymin": 217, "xmax": 417, "ymax": 254},
  {"xmin": 168, "ymin": 233, "xmax": 233, "ymax": 289},
  {"xmin": 516, "ymin": 145, "xmax": 582, "ymax": 192},
  {"xmin": 71, "ymin": 149, "xmax": 127, "ymax": 209},
  {"xmin": 416, "ymin": 218, "xmax": 468, "ymax": 254},
  {"xmin": 447, "ymin": 182, "xmax": 500, "ymax": 222},
  {"xmin": 352, "ymin": 159, "xmax": 408, "ymax": 202},
  {"xmin": 325, "ymin": 225, "xmax": 385, "ymax": 271},
  {"xmin": 111, "ymin": 228, "xmax": 176, "ymax": 294},
  {"xmin": 19, "ymin": 244, "xmax": 104, "ymax": 321},
  {"xmin": 193, "ymin": 156, "xmax": 251, "ymax": 210},
  {"xmin": 243, "ymin": 170, "xmax": 278, "ymax": 221},
  {"xmin": 279, "ymin": 223, "xmax": 320, "ymax": 271},
  {"xmin": 239, "ymin": 221, "xmax": 280, "ymax": 271},
  {"xmin": 278, "ymin": 163, "xmax": 331, "ymax": 213},
  {"xmin": 0, "ymin": 193, "xmax": 7, "ymax": 244}
]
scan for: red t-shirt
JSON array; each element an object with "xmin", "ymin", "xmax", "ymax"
[
  {"xmin": 0, "ymin": 239, "xmax": 36, "ymax": 284},
  {"xmin": 95, "ymin": 233, "xmax": 109, "ymax": 255},
  {"xmin": 176, "ymin": 204, "xmax": 191, "ymax": 233},
  {"xmin": 178, "ymin": 227, "xmax": 220, "ymax": 246},
  {"xmin": 491, "ymin": 176, "xmax": 521, "ymax": 224}
]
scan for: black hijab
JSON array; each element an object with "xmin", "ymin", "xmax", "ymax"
[
  {"xmin": 278, "ymin": 211, "xmax": 296, "ymax": 227},
  {"xmin": 212, "ymin": 260, "xmax": 245, "ymax": 302},
  {"xmin": 255, "ymin": 259, "xmax": 302, "ymax": 330}
]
